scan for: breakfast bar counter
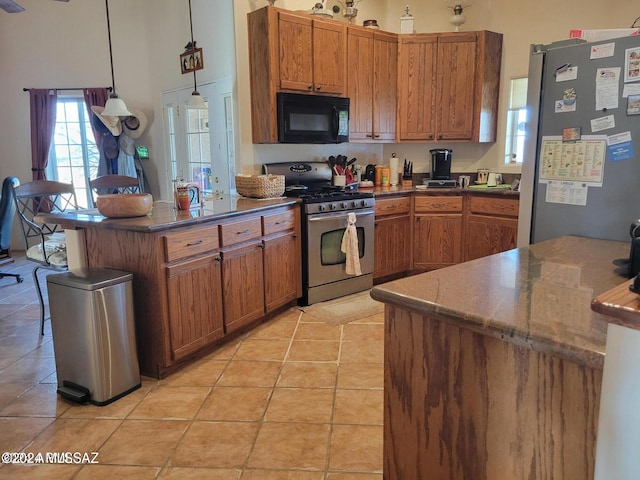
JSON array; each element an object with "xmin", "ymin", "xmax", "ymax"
[
  {"xmin": 370, "ymin": 236, "xmax": 629, "ymax": 480},
  {"xmin": 40, "ymin": 195, "xmax": 303, "ymax": 379},
  {"xmin": 40, "ymin": 195, "xmax": 300, "ymax": 233}
]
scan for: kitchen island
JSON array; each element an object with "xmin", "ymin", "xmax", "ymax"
[
  {"xmin": 370, "ymin": 236, "xmax": 629, "ymax": 480},
  {"xmin": 41, "ymin": 196, "xmax": 302, "ymax": 378}
]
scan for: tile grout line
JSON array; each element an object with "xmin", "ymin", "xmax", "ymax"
[
  {"xmin": 159, "ymin": 336, "xmax": 242, "ymax": 475},
  {"xmin": 237, "ymin": 308, "xmax": 304, "ymax": 477}
]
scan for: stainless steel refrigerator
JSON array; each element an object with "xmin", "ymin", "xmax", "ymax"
[{"xmin": 518, "ymin": 34, "xmax": 640, "ymax": 246}]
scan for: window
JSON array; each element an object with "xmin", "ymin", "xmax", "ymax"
[
  {"xmin": 162, "ymin": 79, "xmax": 235, "ymax": 199},
  {"xmin": 46, "ymin": 96, "xmax": 99, "ymax": 208},
  {"xmin": 504, "ymin": 77, "xmax": 528, "ymax": 165},
  {"xmin": 186, "ymin": 106, "xmax": 213, "ymax": 193}
]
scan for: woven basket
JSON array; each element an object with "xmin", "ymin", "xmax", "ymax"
[{"xmin": 235, "ymin": 174, "xmax": 285, "ymax": 199}]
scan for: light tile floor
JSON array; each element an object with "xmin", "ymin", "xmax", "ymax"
[{"xmin": 0, "ymin": 255, "xmax": 384, "ymax": 479}]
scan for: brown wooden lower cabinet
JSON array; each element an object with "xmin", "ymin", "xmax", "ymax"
[
  {"xmin": 165, "ymin": 254, "xmax": 224, "ymax": 361},
  {"xmin": 263, "ymin": 230, "xmax": 302, "ymax": 312},
  {"xmin": 464, "ymin": 195, "xmax": 519, "ymax": 261},
  {"xmin": 374, "ymin": 195, "xmax": 411, "ymax": 280},
  {"xmin": 373, "ymin": 192, "xmax": 519, "ymax": 279},
  {"xmin": 413, "ymin": 195, "xmax": 463, "ymax": 271},
  {"xmin": 221, "ymin": 240, "xmax": 266, "ymax": 334},
  {"xmin": 84, "ymin": 204, "xmax": 301, "ymax": 378}
]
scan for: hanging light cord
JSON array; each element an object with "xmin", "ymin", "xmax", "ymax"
[
  {"xmin": 105, "ymin": 0, "xmax": 117, "ymax": 97},
  {"xmin": 188, "ymin": 0, "xmax": 199, "ymax": 95}
]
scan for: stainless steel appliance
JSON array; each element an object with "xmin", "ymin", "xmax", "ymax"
[
  {"xmin": 519, "ymin": 34, "xmax": 640, "ymax": 246},
  {"xmin": 47, "ymin": 268, "xmax": 141, "ymax": 406},
  {"xmin": 264, "ymin": 162, "xmax": 375, "ymax": 304},
  {"xmin": 277, "ymin": 93, "xmax": 350, "ymax": 144}
]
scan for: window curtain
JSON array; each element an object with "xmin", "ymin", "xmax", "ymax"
[
  {"xmin": 29, "ymin": 89, "xmax": 58, "ymax": 181},
  {"xmin": 83, "ymin": 87, "xmax": 110, "ymax": 150}
]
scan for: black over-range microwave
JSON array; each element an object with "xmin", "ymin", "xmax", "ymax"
[{"xmin": 277, "ymin": 92, "xmax": 349, "ymax": 144}]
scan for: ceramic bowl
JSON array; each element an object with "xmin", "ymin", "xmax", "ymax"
[{"xmin": 96, "ymin": 193, "xmax": 153, "ymax": 218}]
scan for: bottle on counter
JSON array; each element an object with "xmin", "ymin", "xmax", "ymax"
[
  {"xmin": 375, "ymin": 165, "xmax": 383, "ymax": 186},
  {"xmin": 382, "ymin": 167, "xmax": 390, "ymax": 186}
]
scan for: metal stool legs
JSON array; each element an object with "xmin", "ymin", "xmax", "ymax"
[{"xmin": 32, "ymin": 265, "xmax": 46, "ymax": 336}]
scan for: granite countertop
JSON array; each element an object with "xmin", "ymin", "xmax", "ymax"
[
  {"xmin": 39, "ymin": 195, "xmax": 299, "ymax": 233},
  {"xmin": 371, "ymin": 236, "xmax": 629, "ymax": 369},
  {"xmin": 362, "ymin": 184, "xmax": 520, "ymax": 197}
]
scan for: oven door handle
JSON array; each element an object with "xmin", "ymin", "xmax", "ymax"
[{"xmin": 307, "ymin": 209, "xmax": 375, "ymax": 222}]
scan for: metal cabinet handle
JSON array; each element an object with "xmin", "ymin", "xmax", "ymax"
[
  {"xmin": 215, "ymin": 256, "xmax": 222, "ymax": 263},
  {"xmin": 187, "ymin": 240, "xmax": 203, "ymax": 246},
  {"xmin": 292, "ymin": 233, "xmax": 298, "ymax": 239},
  {"xmin": 374, "ymin": 134, "xmax": 380, "ymax": 138},
  {"xmin": 258, "ymin": 243, "xmax": 265, "ymax": 249},
  {"xmin": 366, "ymin": 134, "xmax": 373, "ymax": 138},
  {"xmin": 237, "ymin": 229, "xmax": 249, "ymax": 235},
  {"xmin": 308, "ymin": 85, "xmax": 313, "ymax": 90},
  {"xmin": 316, "ymin": 85, "xmax": 321, "ymax": 90}
]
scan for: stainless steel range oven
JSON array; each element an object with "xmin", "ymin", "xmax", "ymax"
[{"xmin": 264, "ymin": 162, "xmax": 375, "ymax": 305}]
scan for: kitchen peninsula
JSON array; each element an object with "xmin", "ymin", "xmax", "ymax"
[
  {"xmin": 40, "ymin": 197, "xmax": 302, "ymax": 379},
  {"xmin": 370, "ymin": 236, "xmax": 629, "ymax": 480}
]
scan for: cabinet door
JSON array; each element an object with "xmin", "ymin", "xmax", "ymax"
[
  {"xmin": 413, "ymin": 214, "xmax": 463, "ymax": 269},
  {"xmin": 165, "ymin": 254, "xmax": 224, "ymax": 362},
  {"xmin": 347, "ymin": 28, "xmax": 374, "ymax": 141},
  {"xmin": 264, "ymin": 231, "xmax": 302, "ymax": 312},
  {"xmin": 435, "ymin": 33, "xmax": 477, "ymax": 141},
  {"xmin": 221, "ymin": 240, "xmax": 265, "ymax": 333},
  {"xmin": 373, "ymin": 31, "xmax": 398, "ymax": 141},
  {"xmin": 398, "ymin": 34, "xmax": 437, "ymax": 141},
  {"xmin": 374, "ymin": 215, "xmax": 411, "ymax": 279},
  {"xmin": 278, "ymin": 12, "xmax": 314, "ymax": 92},
  {"xmin": 313, "ymin": 20, "xmax": 347, "ymax": 95},
  {"xmin": 465, "ymin": 216, "xmax": 518, "ymax": 261}
]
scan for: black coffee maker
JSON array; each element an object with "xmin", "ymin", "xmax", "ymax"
[{"xmin": 430, "ymin": 149, "xmax": 453, "ymax": 180}]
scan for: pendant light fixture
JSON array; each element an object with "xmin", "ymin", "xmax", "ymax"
[
  {"xmin": 101, "ymin": 0, "xmax": 132, "ymax": 117},
  {"xmin": 186, "ymin": 0, "xmax": 207, "ymax": 109}
]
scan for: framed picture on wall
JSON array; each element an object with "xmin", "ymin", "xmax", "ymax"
[{"xmin": 180, "ymin": 48, "xmax": 204, "ymax": 74}]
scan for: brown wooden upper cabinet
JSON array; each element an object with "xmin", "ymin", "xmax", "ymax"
[
  {"xmin": 397, "ymin": 31, "xmax": 502, "ymax": 143},
  {"xmin": 248, "ymin": 6, "xmax": 347, "ymax": 143},
  {"xmin": 347, "ymin": 27, "xmax": 398, "ymax": 142}
]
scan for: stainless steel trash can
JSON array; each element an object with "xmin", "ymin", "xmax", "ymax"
[{"xmin": 47, "ymin": 268, "xmax": 141, "ymax": 406}]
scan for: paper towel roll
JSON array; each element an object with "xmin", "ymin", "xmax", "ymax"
[{"xmin": 389, "ymin": 156, "xmax": 400, "ymax": 186}]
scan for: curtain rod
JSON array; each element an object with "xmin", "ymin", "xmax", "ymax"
[{"xmin": 23, "ymin": 87, "xmax": 113, "ymax": 92}]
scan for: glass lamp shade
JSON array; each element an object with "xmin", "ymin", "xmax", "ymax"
[
  {"xmin": 102, "ymin": 95, "xmax": 132, "ymax": 117},
  {"xmin": 187, "ymin": 91, "xmax": 207, "ymax": 110},
  {"xmin": 449, "ymin": 12, "xmax": 466, "ymax": 31}
]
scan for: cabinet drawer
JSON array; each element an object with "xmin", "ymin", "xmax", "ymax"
[
  {"xmin": 375, "ymin": 196, "xmax": 411, "ymax": 216},
  {"xmin": 263, "ymin": 209, "xmax": 296, "ymax": 236},
  {"xmin": 414, "ymin": 195, "xmax": 463, "ymax": 213},
  {"xmin": 220, "ymin": 217, "xmax": 262, "ymax": 246},
  {"xmin": 469, "ymin": 196, "xmax": 519, "ymax": 218},
  {"xmin": 164, "ymin": 225, "xmax": 220, "ymax": 263}
]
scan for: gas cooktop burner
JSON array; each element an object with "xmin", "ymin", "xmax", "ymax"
[{"xmin": 298, "ymin": 190, "xmax": 374, "ymax": 204}]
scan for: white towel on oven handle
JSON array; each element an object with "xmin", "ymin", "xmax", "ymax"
[{"xmin": 341, "ymin": 212, "xmax": 362, "ymax": 276}]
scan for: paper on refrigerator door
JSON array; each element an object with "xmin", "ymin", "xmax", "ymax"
[{"xmin": 595, "ymin": 67, "xmax": 621, "ymax": 110}]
